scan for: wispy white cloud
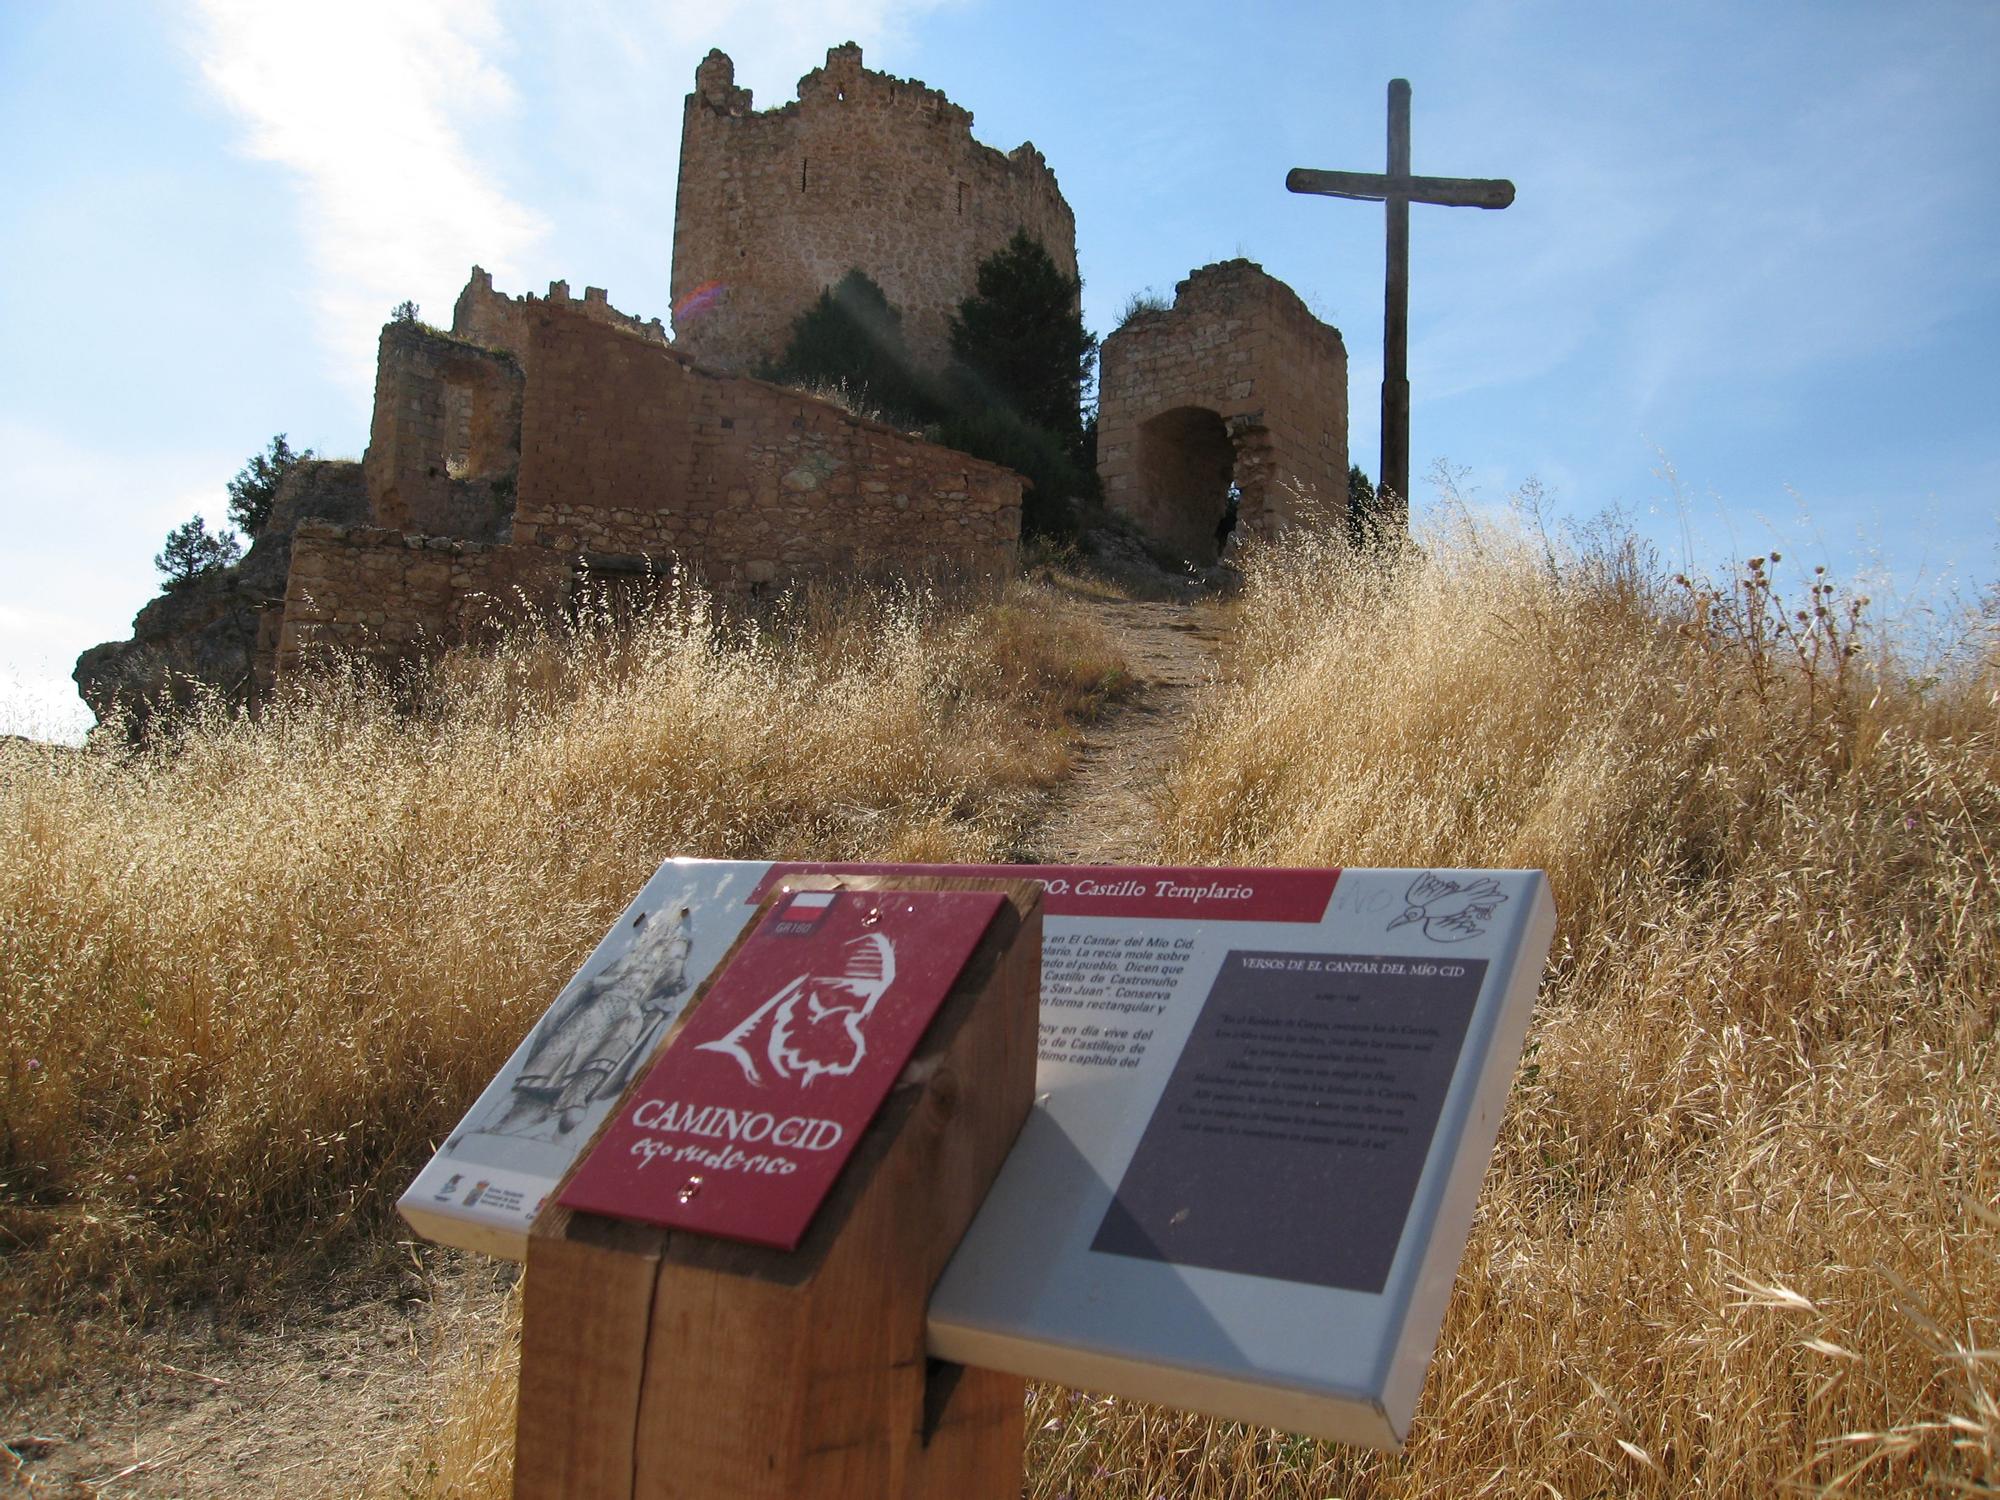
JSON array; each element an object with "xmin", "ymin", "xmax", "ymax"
[
  {"xmin": 185, "ymin": 0, "xmax": 963, "ymax": 373},
  {"xmin": 1391, "ymin": 15, "xmax": 2000, "ymax": 425},
  {"xmin": 187, "ymin": 0, "xmax": 548, "ymax": 393},
  {"xmin": 455, "ymin": 0, "xmax": 968, "ymax": 322},
  {"xmin": 1618, "ymin": 61, "xmax": 1993, "ymax": 418}
]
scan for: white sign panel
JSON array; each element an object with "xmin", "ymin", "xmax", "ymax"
[{"xmin": 399, "ymin": 860, "xmax": 1554, "ymax": 1446}]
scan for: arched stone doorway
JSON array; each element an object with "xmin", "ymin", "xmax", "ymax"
[
  {"xmin": 1095, "ymin": 260, "xmax": 1352, "ymax": 564},
  {"xmin": 1137, "ymin": 405, "xmax": 1237, "ymax": 563}
]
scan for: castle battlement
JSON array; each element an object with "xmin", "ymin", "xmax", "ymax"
[
  {"xmin": 452, "ymin": 265, "xmax": 667, "ymax": 370},
  {"xmin": 671, "ymin": 44, "xmax": 1076, "ymax": 374}
]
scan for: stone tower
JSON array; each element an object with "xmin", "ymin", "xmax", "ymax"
[{"xmin": 670, "ymin": 43, "xmax": 1077, "ymax": 375}]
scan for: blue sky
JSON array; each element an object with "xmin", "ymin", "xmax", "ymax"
[{"xmin": 4, "ymin": 1, "xmax": 1996, "ymax": 738}]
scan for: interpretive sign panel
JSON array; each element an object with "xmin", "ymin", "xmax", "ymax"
[
  {"xmin": 399, "ymin": 860, "xmax": 1340, "ymax": 1257},
  {"xmin": 400, "ymin": 859, "xmax": 1555, "ymax": 1449},
  {"xmin": 556, "ymin": 888, "xmax": 1002, "ymax": 1249},
  {"xmin": 927, "ymin": 867, "xmax": 1553, "ymax": 1448}
]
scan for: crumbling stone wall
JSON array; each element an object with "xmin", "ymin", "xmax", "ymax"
[
  {"xmin": 511, "ymin": 307, "xmax": 1022, "ymax": 587},
  {"xmin": 1097, "ymin": 260, "xmax": 1350, "ymax": 564},
  {"xmin": 267, "ymin": 295, "xmax": 1021, "ymax": 687},
  {"xmin": 671, "ymin": 43, "xmax": 1076, "ymax": 375},
  {"xmin": 275, "ymin": 523, "xmax": 572, "ymax": 677},
  {"xmin": 363, "ymin": 321, "xmax": 525, "ymax": 543},
  {"xmin": 452, "ymin": 266, "xmax": 667, "ymax": 371},
  {"xmin": 87, "ymin": 268, "xmax": 1030, "ymax": 728}
]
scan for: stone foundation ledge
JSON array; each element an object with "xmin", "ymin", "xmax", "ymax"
[{"xmin": 289, "ymin": 520, "xmax": 528, "ymax": 557}]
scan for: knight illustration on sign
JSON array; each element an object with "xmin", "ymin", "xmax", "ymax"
[
  {"xmin": 698, "ymin": 930, "xmax": 896, "ymax": 1087},
  {"xmin": 466, "ymin": 904, "xmax": 696, "ymax": 1141}
]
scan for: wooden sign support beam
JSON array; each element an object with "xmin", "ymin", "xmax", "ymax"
[{"xmin": 513, "ymin": 875, "xmax": 1043, "ymax": 1500}]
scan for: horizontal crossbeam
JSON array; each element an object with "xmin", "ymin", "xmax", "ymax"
[{"xmin": 1286, "ymin": 167, "xmax": 1515, "ymax": 210}]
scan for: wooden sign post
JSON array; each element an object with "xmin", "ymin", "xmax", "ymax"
[
  {"xmin": 513, "ymin": 875, "xmax": 1043, "ymax": 1500},
  {"xmin": 1287, "ymin": 78, "xmax": 1515, "ymax": 520}
]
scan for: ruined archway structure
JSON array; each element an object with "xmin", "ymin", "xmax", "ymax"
[{"xmin": 1097, "ymin": 261, "xmax": 1350, "ymax": 565}]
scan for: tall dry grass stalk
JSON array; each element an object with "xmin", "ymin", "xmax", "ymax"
[
  {"xmin": 1091, "ymin": 513, "xmax": 1995, "ymax": 1496},
  {"xmin": 0, "ymin": 576, "xmax": 1124, "ymax": 1394}
]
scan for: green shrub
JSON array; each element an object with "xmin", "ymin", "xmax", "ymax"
[
  {"xmin": 153, "ymin": 514, "xmax": 241, "ymax": 587},
  {"xmin": 928, "ymin": 406, "xmax": 1095, "ymax": 538},
  {"xmin": 1347, "ymin": 463, "xmax": 1401, "ymax": 550},
  {"xmin": 1115, "ymin": 288, "xmax": 1170, "ymax": 326},
  {"xmin": 766, "ymin": 248, "xmax": 1103, "ymax": 541},
  {"xmin": 764, "ymin": 271, "xmax": 939, "ymax": 427}
]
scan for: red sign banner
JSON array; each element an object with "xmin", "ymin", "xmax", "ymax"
[
  {"xmin": 754, "ymin": 862, "xmax": 1342, "ymax": 923},
  {"xmin": 559, "ymin": 888, "xmax": 1005, "ymax": 1250}
]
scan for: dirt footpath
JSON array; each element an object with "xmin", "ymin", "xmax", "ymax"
[
  {"xmin": 1015, "ymin": 597, "xmax": 1221, "ymax": 865},
  {"xmin": 3, "ymin": 1258, "xmax": 517, "ymax": 1499}
]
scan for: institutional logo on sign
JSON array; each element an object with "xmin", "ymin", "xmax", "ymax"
[
  {"xmin": 696, "ymin": 930, "xmax": 897, "ymax": 1088},
  {"xmin": 769, "ymin": 888, "xmax": 837, "ymax": 936},
  {"xmin": 562, "ymin": 886, "xmax": 1002, "ymax": 1250}
]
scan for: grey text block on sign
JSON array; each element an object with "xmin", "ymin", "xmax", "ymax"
[{"xmin": 1093, "ymin": 951, "xmax": 1484, "ymax": 1293}]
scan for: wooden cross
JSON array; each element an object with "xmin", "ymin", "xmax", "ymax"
[{"xmin": 1287, "ymin": 79, "xmax": 1514, "ymax": 517}]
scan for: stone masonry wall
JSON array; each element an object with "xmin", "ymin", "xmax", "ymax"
[
  {"xmin": 1097, "ymin": 260, "xmax": 1349, "ymax": 563},
  {"xmin": 452, "ymin": 266, "xmax": 668, "ymax": 372},
  {"xmin": 275, "ymin": 523, "xmax": 571, "ymax": 677},
  {"xmin": 511, "ymin": 305, "xmax": 1022, "ymax": 586},
  {"xmin": 671, "ymin": 43, "xmax": 1076, "ymax": 375},
  {"xmin": 363, "ymin": 321, "xmax": 525, "ymax": 544},
  {"xmin": 270, "ymin": 295, "xmax": 1021, "ymax": 693}
]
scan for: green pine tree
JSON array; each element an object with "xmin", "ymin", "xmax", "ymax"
[
  {"xmin": 946, "ymin": 229, "xmax": 1096, "ymax": 452},
  {"xmin": 226, "ymin": 433, "xmax": 315, "ymax": 538},
  {"xmin": 154, "ymin": 516, "xmax": 242, "ymax": 587}
]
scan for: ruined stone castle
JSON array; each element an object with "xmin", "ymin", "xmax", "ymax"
[
  {"xmin": 76, "ymin": 272, "xmax": 1023, "ymax": 722},
  {"xmin": 77, "ymin": 43, "xmax": 1353, "ymax": 725}
]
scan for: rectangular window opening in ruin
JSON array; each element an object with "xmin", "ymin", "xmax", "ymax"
[
  {"xmin": 800, "ymin": 157, "xmax": 808, "ymax": 193},
  {"xmin": 442, "ymin": 369, "xmax": 515, "ymax": 484},
  {"xmin": 957, "ymin": 182, "xmax": 968, "ymax": 216}
]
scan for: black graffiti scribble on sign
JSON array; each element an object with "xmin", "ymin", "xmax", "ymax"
[{"xmin": 1387, "ymin": 872, "xmax": 1508, "ymax": 944}]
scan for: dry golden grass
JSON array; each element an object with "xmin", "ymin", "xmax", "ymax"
[
  {"xmin": 1088, "ymin": 514, "xmax": 1996, "ymax": 1497},
  {"xmin": 382, "ymin": 1280, "xmax": 525, "ymax": 1500},
  {"xmin": 0, "ymin": 575, "xmax": 1126, "ymax": 1394},
  {"xmin": 13, "ymin": 516, "xmax": 1996, "ymax": 1498},
  {"xmin": 376, "ymin": 517, "xmax": 1996, "ymax": 1500}
]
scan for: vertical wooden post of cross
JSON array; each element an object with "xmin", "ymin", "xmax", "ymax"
[{"xmin": 1381, "ymin": 79, "xmax": 1412, "ymax": 526}]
